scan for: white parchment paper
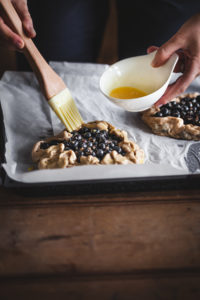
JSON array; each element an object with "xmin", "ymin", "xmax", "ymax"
[{"xmin": 1, "ymin": 61, "xmax": 199, "ymax": 184}]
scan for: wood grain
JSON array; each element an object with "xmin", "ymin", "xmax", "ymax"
[
  {"xmin": 0, "ymin": 186, "xmax": 200, "ymax": 298},
  {"xmin": 0, "ymin": 186, "xmax": 200, "ymax": 279},
  {"xmin": 0, "ymin": 273, "xmax": 200, "ymax": 300}
]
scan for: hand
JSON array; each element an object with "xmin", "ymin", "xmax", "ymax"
[
  {"xmin": 147, "ymin": 13, "xmax": 200, "ymax": 106},
  {"xmin": 0, "ymin": 0, "xmax": 36, "ymax": 51}
]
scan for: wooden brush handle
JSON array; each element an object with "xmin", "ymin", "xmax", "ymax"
[{"xmin": 0, "ymin": 0, "xmax": 66, "ymax": 99}]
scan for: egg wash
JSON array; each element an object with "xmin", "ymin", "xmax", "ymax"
[{"xmin": 110, "ymin": 86, "xmax": 147, "ymax": 99}]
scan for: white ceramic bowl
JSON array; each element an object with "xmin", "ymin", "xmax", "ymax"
[{"xmin": 99, "ymin": 51, "xmax": 178, "ymax": 112}]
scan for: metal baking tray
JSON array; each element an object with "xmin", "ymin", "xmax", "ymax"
[{"xmin": 1, "ymin": 105, "xmax": 200, "ymax": 196}]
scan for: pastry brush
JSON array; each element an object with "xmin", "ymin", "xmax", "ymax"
[{"xmin": 0, "ymin": 0, "xmax": 83, "ymax": 132}]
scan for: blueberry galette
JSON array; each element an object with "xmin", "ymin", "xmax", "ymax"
[
  {"xmin": 142, "ymin": 93, "xmax": 200, "ymax": 140},
  {"xmin": 32, "ymin": 121, "xmax": 144, "ymax": 169}
]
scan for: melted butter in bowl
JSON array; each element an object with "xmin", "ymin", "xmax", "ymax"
[
  {"xmin": 110, "ymin": 86, "xmax": 147, "ymax": 99},
  {"xmin": 100, "ymin": 51, "xmax": 178, "ymax": 112}
]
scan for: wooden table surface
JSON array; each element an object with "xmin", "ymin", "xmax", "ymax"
[{"xmin": 0, "ymin": 185, "xmax": 200, "ymax": 299}]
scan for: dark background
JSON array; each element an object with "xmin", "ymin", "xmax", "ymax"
[{"xmin": 0, "ymin": 0, "xmax": 118, "ymax": 77}]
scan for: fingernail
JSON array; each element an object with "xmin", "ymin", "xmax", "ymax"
[
  {"xmin": 30, "ymin": 26, "xmax": 36, "ymax": 35},
  {"xmin": 27, "ymin": 24, "xmax": 36, "ymax": 36}
]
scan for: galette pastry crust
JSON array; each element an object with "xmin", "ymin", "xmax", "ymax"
[
  {"xmin": 141, "ymin": 93, "xmax": 200, "ymax": 140},
  {"xmin": 32, "ymin": 120, "xmax": 144, "ymax": 169}
]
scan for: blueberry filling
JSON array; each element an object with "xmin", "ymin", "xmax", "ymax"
[
  {"xmin": 40, "ymin": 127, "xmax": 125, "ymax": 161},
  {"xmin": 154, "ymin": 95, "xmax": 200, "ymax": 126}
]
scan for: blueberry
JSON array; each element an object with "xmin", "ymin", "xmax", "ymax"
[
  {"xmin": 71, "ymin": 130, "xmax": 78, "ymax": 136},
  {"xmin": 78, "ymin": 151, "xmax": 85, "ymax": 157},
  {"xmin": 73, "ymin": 134, "xmax": 82, "ymax": 141},
  {"xmin": 111, "ymin": 134, "xmax": 121, "ymax": 141},
  {"xmin": 161, "ymin": 107, "xmax": 169, "ymax": 116},
  {"xmin": 91, "ymin": 128, "xmax": 100, "ymax": 135},
  {"xmin": 109, "ymin": 142, "xmax": 115, "ymax": 148},
  {"xmin": 155, "ymin": 112, "xmax": 163, "ymax": 117},
  {"xmin": 176, "ymin": 104, "xmax": 181, "ymax": 110},
  {"xmin": 181, "ymin": 111, "xmax": 187, "ymax": 117},
  {"xmin": 49, "ymin": 140, "xmax": 60, "ymax": 146},
  {"xmin": 92, "ymin": 141, "xmax": 98, "ymax": 147},
  {"xmin": 99, "ymin": 136, "xmax": 107, "ymax": 143},
  {"xmin": 182, "ymin": 105, "xmax": 189, "ymax": 111},
  {"xmin": 165, "ymin": 102, "xmax": 173, "ymax": 108},
  {"xmin": 99, "ymin": 143, "xmax": 106, "ymax": 150},
  {"xmin": 96, "ymin": 133, "xmax": 102, "ymax": 140},
  {"xmin": 118, "ymin": 147, "xmax": 122, "ymax": 154},
  {"xmin": 188, "ymin": 110, "xmax": 194, "ymax": 116},
  {"xmin": 188, "ymin": 102, "xmax": 193, "ymax": 108},
  {"xmin": 113, "ymin": 146, "xmax": 122, "ymax": 153},
  {"xmin": 180, "ymin": 100, "xmax": 186, "ymax": 105},
  {"xmin": 100, "ymin": 130, "xmax": 108, "ymax": 137},
  {"xmin": 40, "ymin": 142, "xmax": 49, "ymax": 149},
  {"xmin": 87, "ymin": 141, "xmax": 93, "ymax": 148},
  {"xmin": 78, "ymin": 128, "xmax": 83, "ymax": 134},
  {"xmin": 96, "ymin": 149, "xmax": 104, "ymax": 158},
  {"xmin": 192, "ymin": 98, "xmax": 197, "ymax": 104},
  {"xmin": 69, "ymin": 142, "xmax": 75, "ymax": 150},
  {"xmin": 196, "ymin": 102, "xmax": 200, "ymax": 108},
  {"xmin": 81, "ymin": 142, "xmax": 87, "ymax": 149},
  {"xmin": 78, "ymin": 135, "xmax": 83, "ymax": 141},
  {"xmin": 184, "ymin": 97, "xmax": 191, "ymax": 102},
  {"xmin": 84, "ymin": 150, "xmax": 92, "ymax": 156},
  {"xmin": 83, "ymin": 132, "xmax": 92, "ymax": 139},
  {"xmin": 196, "ymin": 95, "xmax": 200, "ymax": 102},
  {"xmin": 171, "ymin": 110, "xmax": 180, "ymax": 117},
  {"xmin": 72, "ymin": 140, "xmax": 79, "ymax": 147},
  {"xmin": 79, "ymin": 127, "xmax": 89, "ymax": 134},
  {"xmin": 171, "ymin": 101, "xmax": 177, "ymax": 106}
]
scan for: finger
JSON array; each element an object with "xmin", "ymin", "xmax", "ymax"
[
  {"xmin": 147, "ymin": 45, "xmax": 158, "ymax": 54},
  {"xmin": 22, "ymin": 12, "xmax": 36, "ymax": 37},
  {"xmin": 173, "ymin": 50, "xmax": 187, "ymax": 73},
  {"xmin": 12, "ymin": 0, "xmax": 36, "ymax": 38},
  {"xmin": 147, "ymin": 45, "xmax": 184, "ymax": 73},
  {"xmin": 155, "ymin": 60, "xmax": 199, "ymax": 106},
  {"xmin": 0, "ymin": 16, "xmax": 24, "ymax": 49},
  {"xmin": 151, "ymin": 34, "xmax": 183, "ymax": 67},
  {"xmin": 149, "ymin": 45, "xmax": 186, "ymax": 73},
  {"xmin": 155, "ymin": 85, "xmax": 174, "ymax": 106}
]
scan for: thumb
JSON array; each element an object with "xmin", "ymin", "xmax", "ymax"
[
  {"xmin": 147, "ymin": 45, "xmax": 158, "ymax": 54},
  {"xmin": 151, "ymin": 35, "xmax": 182, "ymax": 68}
]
